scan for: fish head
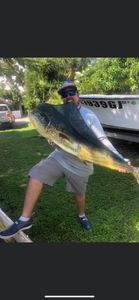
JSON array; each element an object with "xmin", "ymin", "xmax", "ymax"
[
  {"xmin": 29, "ymin": 103, "xmax": 82, "ymax": 155},
  {"xmin": 31, "ymin": 103, "xmax": 51, "ymax": 126},
  {"xmin": 29, "ymin": 104, "xmax": 53, "ymax": 139}
]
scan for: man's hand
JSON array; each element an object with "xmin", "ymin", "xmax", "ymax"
[{"xmin": 118, "ymin": 158, "xmax": 131, "ymax": 173}]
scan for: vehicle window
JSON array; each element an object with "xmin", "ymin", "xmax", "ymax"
[{"xmin": 0, "ymin": 106, "xmax": 8, "ymax": 111}]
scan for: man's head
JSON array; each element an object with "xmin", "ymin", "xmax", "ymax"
[{"xmin": 58, "ymin": 80, "xmax": 80, "ymax": 106}]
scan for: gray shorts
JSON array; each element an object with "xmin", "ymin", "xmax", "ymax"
[{"xmin": 28, "ymin": 157, "xmax": 89, "ymax": 195}]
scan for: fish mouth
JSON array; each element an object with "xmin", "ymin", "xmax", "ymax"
[
  {"xmin": 30, "ymin": 110, "xmax": 50, "ymax": 128},
  {"xmin": 29, "ymin": 111, "xmax": 53, "ymax": 143}
]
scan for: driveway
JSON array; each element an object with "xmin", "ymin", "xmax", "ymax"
[{"xmin": 14, "ymin": 116, "xmax": 30, "ymax": 128}]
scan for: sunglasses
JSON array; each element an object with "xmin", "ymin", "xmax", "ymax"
[{"xmin": 61, "ymin": 89, "xmax": 77, "ymax": 98}]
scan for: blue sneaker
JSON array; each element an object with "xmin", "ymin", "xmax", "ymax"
[
  {"xmin": 79, "ymin": 216, "xmax": 92, "ymax": 231},
  {"xmin": 0, "ymin": 219, "xmax": 32, "ymax": 240}
]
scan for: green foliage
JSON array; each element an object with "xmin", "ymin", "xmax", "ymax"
[
  {"xmin": 75, "ymin": 57, "xmax": 139, "ymax": 94},
  {"xmin": 0, "ymin": 87, "xmax": 4, "ymax": 97},
  {"xmin": 0, "ymin": 57, "xmax": 92, "ymax": 109},
  {"xmin": 47, "ymin": 90, "xmax": 63, "ymax": 105},
  {"xmin": 23, "ymin": 57, "xmax": 91, "ymax": 110},
  {"xmin": 4, "ymin": 57, "xmax": 139, "ymax": 107},
  {"xmin": 0, "ymin": 58, "xmax": 25, "ymax": 104}
]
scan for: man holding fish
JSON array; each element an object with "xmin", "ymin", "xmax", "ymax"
[{"xmin": 0, "ymin": 80, "xmax": 132, "ymax": 239}]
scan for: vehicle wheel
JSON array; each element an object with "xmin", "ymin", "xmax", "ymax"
[{"xmin": 8, "ymin": 123, "xmax": 14, "ymax": 129}]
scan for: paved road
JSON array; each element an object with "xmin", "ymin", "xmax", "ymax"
[{"xmin": 14, "ymin": 117, "xmax": 30, "ymax": 128}]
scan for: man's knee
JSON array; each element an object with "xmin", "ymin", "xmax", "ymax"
[{"xmin": 28, "ymin": 176, "xmax": 44, "ymax": 187}]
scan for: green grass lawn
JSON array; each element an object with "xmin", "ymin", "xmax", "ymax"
[{"xmin": 0, "ymin": 123, "xmax": 139, "ymax": 242}]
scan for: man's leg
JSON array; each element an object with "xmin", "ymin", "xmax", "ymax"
[
  {"xmin": 0, "ymin": 157, "xmax": 63, "ymax": 239},
  {"xmin": 65, "ymin": 171, "xmax": 92, "ymax": 231},
  {"xmin": 0, "ymin": 177, "xmax": 43, "ymax": 239},
  {"xmin": 75, "ymin": 194, "xmax": 86, "ymax": 215},
  {"xmin": 75, "ymin": 194, "xmax": 91, "ymax": 231},
  {"xmin": 21, "ymin": 177, "xmax": 43, "ymax": 218}
]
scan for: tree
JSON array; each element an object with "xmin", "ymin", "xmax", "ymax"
[
  {"xmin": 0, "ymin": 58, "xmax": 25, "ymax": 102},
  {"xmin": 0, "ymin": 57, "xmax": 93, "ymax": 110},
  {"xmin": 75, "ymin": 57, "xmax": 139, "ymax": 94},
  {"xmin": 23, "ymin": 57, "xmax": 92, "ymax": 109}
]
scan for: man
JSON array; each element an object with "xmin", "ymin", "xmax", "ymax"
[{"xmin": 0, "ymin": 80, "xmax": 130, "ymax": 239}]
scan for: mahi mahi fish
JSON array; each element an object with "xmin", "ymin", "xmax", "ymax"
[{"xmin": 29, "ymin": 102, "xmax": 139, "ymax": 183}]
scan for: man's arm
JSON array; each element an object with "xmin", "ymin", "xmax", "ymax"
[{"xmin": 89, "ymin": 113, "xmax": 131, "ymax": 172}]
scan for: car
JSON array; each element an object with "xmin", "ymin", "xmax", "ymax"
[{"xmin": 0, "ymin": 104, "xmax": 15, "ymax": 129}]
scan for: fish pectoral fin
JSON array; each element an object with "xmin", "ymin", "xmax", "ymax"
[
  {"xmin": 46, "ymin": 121, "xmax": 51, "ymax": 129},
  {"xmin": 58, "ymin": 132, "xmax": 79, "ymax": 151},
  {"xmin": 59, "ymin": 132, "xmax": 70, "ymax": 141}
]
